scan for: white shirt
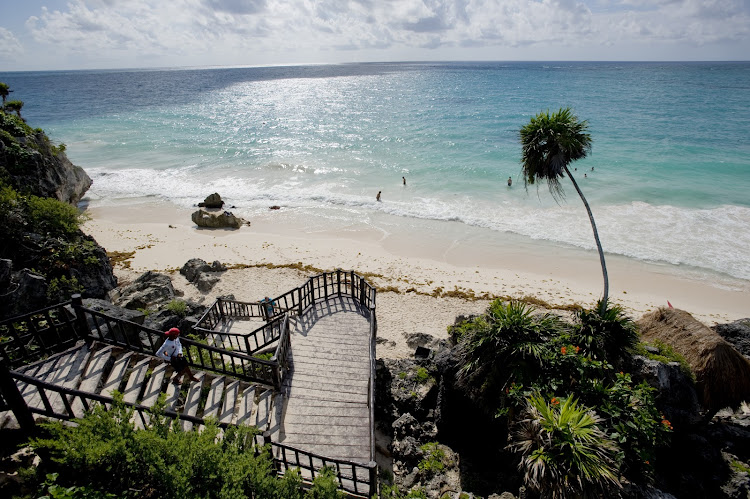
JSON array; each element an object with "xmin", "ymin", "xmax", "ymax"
[{"xmin": 155, "ymin": 337, "xmax": 182, "ymax": 361}]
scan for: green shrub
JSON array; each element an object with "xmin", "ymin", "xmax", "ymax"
[
  {"xmin": 26, "ymin": 195, "xmax": 85, "ymax": 236},
  {"xmin": 417, "ymin": 442, "xmax": 446, "ymax": 476},
  {"xmin": 25, "ymin": 393, "xmax": 341, "ymax": 498},
  {"xmin": 636, "ymin": 340, "xmax": 695, "ymax": 381},
  {"xmin": 37, "ymin": 472, "xmax": 117, "ymax": 498},
  {"xmin": 47, "ymin": 276, "xmax": 84, "ymax": 301},
  {"xmin": 597, "ymin": 372, "xmax": 672, "ymax": 480},
  {"xmin": 414, "ymin": 367, "xmax": 432, "ymax": 384},
  {"xmin": 508, "ymin": 394, "xmax": 621, "ymax": 498},
  {"xmin": 166, "ymin": 299, "xmax": 188, "ymax": 318},
  {"xmin": 307, "ymin": 467, "xmax": 345, "ymax": 498},
  {"xmin": 572, "ymin": 300, "xmax": 639, "ymax": 363},
  {"xmin": 457, "ymin": 299, "xmax": 566, "ymax": 405}
]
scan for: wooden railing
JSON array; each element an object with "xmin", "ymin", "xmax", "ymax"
[
  {"xmin": 195, "ymin": 315, "xmax": 287, "ymax": 356},
  {"xmin": 0, "ymin": 302, "xmax": 79, "ymax": 369},
  {"xmin": 258, "ymin": 433, "xmax": 377, "ymax": 498},
  {"xmin": 74, "ymin": 299, "xmax": 283, "ymax": 389},
  {"xmin": 197, "ymin": 270, "xmax": 376, "ymax": 327}
]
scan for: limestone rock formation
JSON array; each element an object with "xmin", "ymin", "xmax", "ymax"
[
  {"xmin": 8, "ymin": 133, "xmax": 91, "ymax": 205},
  {"xmin": 112, "ymin": 271, "xmax": 176, "ymax": 310},
  {"xmin": 180, "ymin": 258, "xmax": 225, "ymax": 293},
  {"xmin": 191, "ymin": 209, "xmax": 242, "ymax": 229},
  {"xmin": 198, "ymin": 192, "xmax": 225, "ymax": 208}
]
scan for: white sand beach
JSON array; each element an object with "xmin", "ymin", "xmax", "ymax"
[{"xmin": 83, "ymin": 198, "xmax": 750, "ymax": 359}]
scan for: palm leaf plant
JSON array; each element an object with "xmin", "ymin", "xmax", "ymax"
[
  {"xmin": 508, "ymin": 394, "xmax": 621, "ymax": 498},
  {"xmin": 458, "ymin": 300, "xmax": 566, "ymax": 407},
  {"xmin": 519, "ymin": 108, "xmax": 608, "ymax": 314}
]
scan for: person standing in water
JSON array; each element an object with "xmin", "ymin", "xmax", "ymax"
[
  {"xmin": 376, "ymin": 191, "xmax": 381, "ymax": 201},
  {"xmin": 507, "ymin": 176, "xmax": 512, "ymax": 187},
  {"xmin": 402, "ymin": 176, "xmax": 406, "ymax": 186}
]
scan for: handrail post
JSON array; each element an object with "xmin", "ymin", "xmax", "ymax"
[
  {"xmin": 71, "ymin": 294, "xmax": 88, "ymax": 340},
  {"xmin": 337, "ymin": 268, "xmax": 341, "ymax": 296},
  {"xmin": 368, "ymin": 462, "xmax": 378, "ymax": 498},
  {"xmin": 323, "ymin": 273, "xmax": 328, "ymax": 300},
  {"xmin": 217, "ymin": 297, "xmax": 225, "ymax": 321},
  {"xmin": 310, "ymin": 278, "xmax": 315, "ymax": 304},
  {"xmin": 350, "ymin": 271, "xmax": 355, "ymax": 299},
  {"xmin": 0, "ymin": 363, "xmax": 35, "ymax": 433},
  {"xmin": 297, "ymin": 287, "xmax": 302, "ymax": 316}
]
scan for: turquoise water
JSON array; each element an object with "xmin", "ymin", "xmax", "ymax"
[{"xmin": 3, "ymin": 62, "xmax": 749, "ymax": 280}]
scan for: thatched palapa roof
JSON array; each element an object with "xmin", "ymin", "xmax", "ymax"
[{"xmin": 637, "ymin": 308, "xmax": 750, "ymax": 412}]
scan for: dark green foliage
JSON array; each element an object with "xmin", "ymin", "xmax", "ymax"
[
  {"xmin": 26, "ymin": 393, "xmax": 342, "ymax": 498},
  {"xmin": 456, "ymin": 299, "xmax": 671, "ymax": 492},
  {"xmin": 47, "ymin": 276, "xmax": 84, "ymax": 301},
  {"xmin": 166, "ymin": 299, "xmax": 188, "ymax": 317},
  {"xmin": 37, "ymin": 473, "xmax": 117, "ymax": 499},
  {"xmin": 458, "ymin": 300, "xmax": 567, "ymax": 407},
  {"xmin": 572, "ymin": 300, "xmax": 639, "ymax": 363},
  {"xmin": 26, "ymin": 194, "xmax": 85, "ymax": 236},
  {"xmin": 307, "ymin": 467, "xmax": 345, "ymax": 499}
]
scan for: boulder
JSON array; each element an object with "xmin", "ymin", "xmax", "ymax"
[
  {"xmin": 714, "ymin": 319, "xmax": 750, "ymax": 359},
  {"xmin": 628, "ymin": 355, "xmax": 703, "ymax": 428},
  {"xmin": 181, "ymin": 258, "xmax": 212, "ymax": 282},
  {"xmin": 69, "ymin": 234, "xmax": 117, "ymax": 299},
  {"xmin": 113, "ymin": 271, "xmax": 175, "ymax": 310},
  {"xmin": 196, "ymin": 273, "xmax": 219, "ymax": 293},
  {"xmin": 191, "ymin": 209, "xmax": 242, "ymax": 229},
  {"xmin": 198, "ymin": 192, "xmax": 225, "ymax": 208},
  {"xmin": 77, "ymin": 298, "xmax": 145, "ymax": 345},
  {"xmin": 0, "ymin": 270, "xmax": 48, "ymax": 319}
]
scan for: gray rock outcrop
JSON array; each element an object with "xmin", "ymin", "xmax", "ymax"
[
  {"xmin": 112, "ymin": 271, "xmax": 175, "ymax": 310},
  {"xmin": 7, "ymin": 132, "xmax": 91, "ymax": 205},
  {"xmin": 198, "ymin": 192, "xmax": 224, "ymax": 208},
  {"xmin": 191, "ymin": 209, "xmax": 242, "ymax": 229},
  {"xmin": 714, "ymin": 319, "xmax": 750, "ymax": 359},
  {"xmin": 180, "ymin": 258, "xmax": 225, "ymax": 293}
]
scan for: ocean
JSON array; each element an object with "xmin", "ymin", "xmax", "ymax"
[{"xmin": 2, "ymin": 62, "xmax": 749, "ymax": 282}]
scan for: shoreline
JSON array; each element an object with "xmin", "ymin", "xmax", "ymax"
[{"xmin": 82, "ymin": 196, "xmax": 749, "ymax": 358}]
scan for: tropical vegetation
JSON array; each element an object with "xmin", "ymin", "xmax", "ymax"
[
  {"xmin": 24, "ymin": 393, "xmax": 341, "ymax": 499},
  {"xmin": 519, "ymin": 108, "xmax": 608, "ymax": 313},
  {"xmin": 452, "ymin": 298, "xmax": 671, "ymax": 496}
]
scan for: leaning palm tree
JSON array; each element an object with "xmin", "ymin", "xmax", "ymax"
[{"xmin": 519, "ymin": 108, "xmax": 608, "ymax": 313}]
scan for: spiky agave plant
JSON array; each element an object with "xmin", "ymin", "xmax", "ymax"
[
  {"xmin": 458, "ymin": 300, "xmax": 566, "ymax": 401},
  {"xmin": 574, "ymin": 299, "xmax": 639, "ymax": 363},
  {"xmin": 508, "ymin": 394, "xmax": 622, "ymax": 498}
]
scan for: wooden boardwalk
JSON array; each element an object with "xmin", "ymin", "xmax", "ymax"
[{"xmin": 273, "ymin": 296, "xmax": 373, "ymax": 463}]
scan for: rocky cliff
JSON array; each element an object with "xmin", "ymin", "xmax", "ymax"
[{"xmin": 0, "ymin": 107, "xmax": 115, "ymax": 320}]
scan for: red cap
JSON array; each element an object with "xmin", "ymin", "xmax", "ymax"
[{"xmin": 165, "ymin": 327, "xmax": 180, "ymax": 337}]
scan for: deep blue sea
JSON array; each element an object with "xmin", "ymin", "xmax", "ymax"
[{"xmin": 2, "ymin": 62, "xmax": 749, "ymax": 281}]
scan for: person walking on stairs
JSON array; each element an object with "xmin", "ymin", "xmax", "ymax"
[{"xmin": 156, "ymin": 327, "xmax": 199, "ymax": 384}]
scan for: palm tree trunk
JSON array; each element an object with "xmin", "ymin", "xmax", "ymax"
[{"xmin": 563, "ymin": 166, "xmax": 609, "ymax": 313}]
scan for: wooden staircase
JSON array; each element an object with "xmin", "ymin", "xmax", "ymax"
[{"xmin": 0, "ymin": 341, "xmax": 282, "ymax": 435}]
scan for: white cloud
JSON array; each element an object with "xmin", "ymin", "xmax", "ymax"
[
  {"xmin": 15, "ymin": 0, "xmax": 750, "ymax": 68},
  {"xmin": 0, "ymin": 27, "xmax": 25, "ymax": 59}
]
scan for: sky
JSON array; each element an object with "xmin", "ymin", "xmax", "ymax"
[{"xmin": 1, "ymin": 0, "xmax": 748, "ymax": 71}]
